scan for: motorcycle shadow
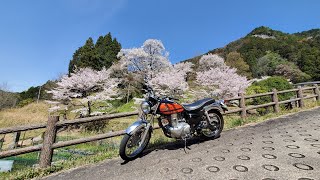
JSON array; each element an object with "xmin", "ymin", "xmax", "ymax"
[{"xmin": 121, "ymin": 136, "xmax": 213, "ymax": 165}]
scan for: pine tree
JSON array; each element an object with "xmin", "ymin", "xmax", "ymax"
[{"xmin": 68, "ymin": 33, "xmax": 121, "ymax": 74}]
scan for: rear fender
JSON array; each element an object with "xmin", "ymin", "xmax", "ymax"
[{"xmin": 203, "ymin": 103, "xmax": 223, "ymax": 114}]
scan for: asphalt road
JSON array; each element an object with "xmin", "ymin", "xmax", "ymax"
[{"xmin": 44, "ymin": 108, "xmax": 320, "ymax": 180}]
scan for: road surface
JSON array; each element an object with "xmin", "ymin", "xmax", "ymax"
[{"xmin": 44, "ymin": 108, "xmax": 320, "ymax": 180}]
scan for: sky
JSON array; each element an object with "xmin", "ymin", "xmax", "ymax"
[{"xmin": 0, "ymin": 0, "xmax": 319, "ymax": 92}]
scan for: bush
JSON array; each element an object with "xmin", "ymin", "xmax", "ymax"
[
  {"xmin": 253, "ymin": 76, "xmax": 294, "ymax": 101},
  {"xmin": 0, "ymin": 90, "xmax": 19, "ymax": 110},
  {"xmin": 246, "ymin": 85, "xmax": 270, "ymax": 105},
  {"xmin": 246, "ymin": 76, "xmax": 294, "ymax": 114},
  {"xmin": 17, "ymin": 98, "xmax": 34, "ymax": 107},
  {"xmin": 82, "ymin": 121, "xmax": 108, "ymax": 132}
]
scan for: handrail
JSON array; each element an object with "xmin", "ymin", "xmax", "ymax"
[
  {"xmin": 0, "ymin": 123, "xmax": 47, "ymax": 135},
  {"xmin": 56, "ymin": 111, "xmax": 139, "ymax": 127}
]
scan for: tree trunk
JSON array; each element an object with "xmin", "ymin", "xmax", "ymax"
[
  {"xmin": 127, "ymin": 83, "xmax": 130, "ymax": 103},
  {"xmin": 87, "ymin": 101, "xmax": 91, "ymax": 116}
]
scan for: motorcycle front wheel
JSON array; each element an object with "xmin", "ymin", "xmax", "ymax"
[
  {"xmin": 201, "ymin": 111, "xmax": 224, "ymax": 139},
  {"xmin": 119, "ymin": 126, "xmax": 151, "ymax": 161}
]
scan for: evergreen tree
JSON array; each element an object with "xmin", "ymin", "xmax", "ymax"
[
  {"xmin": 226, "ymin": 52, "xmax": 252, "ymax": 78},
  {"xmin": 81, "ymin": 38, "xmax": 99, "ymax": 70},
  {"xmin": 68, "ymin": 33, "xmax": 121, "ymax": 74}
]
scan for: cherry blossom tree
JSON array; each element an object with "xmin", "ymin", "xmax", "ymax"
[
  {"xmin": 198, "ymin": 53, "xmax": 225, "ymax": 71},
  {"xmin": 195, "ymin": 54, "xmax": 250, "ymax": 99},
  {"xmin": 117, "ymin": 39, "xmax": 171, "ymax": 81},
  {"xmin": 174, "ymin": 62, "xmax": 194, "ymax": 76},
  {"xmin": 149, "ymin": 62, "xmax": 193, "ymax": 96},
  {"xmin": 109, "ymin": 59, "xmax": 145, "ymax": 103},
  {"xmin": 47, "ymin": 67, "xmax": 119, "ymax": 116}
]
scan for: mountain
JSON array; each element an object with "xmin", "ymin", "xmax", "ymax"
[{"xmin": 184, "ymin": 26, "xmax": 320, "ymax": 81}]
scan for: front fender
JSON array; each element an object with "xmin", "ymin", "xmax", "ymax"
[{"xmin": 125, "ymin": 119, "xmax": 148, "ymax": 135}]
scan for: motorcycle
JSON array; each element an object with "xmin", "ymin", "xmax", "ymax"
[{"xmin": 119, "ymin": 86, "xmax": 228, "ymax": 161}]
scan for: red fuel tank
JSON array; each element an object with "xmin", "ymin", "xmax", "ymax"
[{"xmin": 159, "ymin": 103, "xmax": 184, "ymax": 115}]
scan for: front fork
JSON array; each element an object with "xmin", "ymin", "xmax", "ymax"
[
  {"xmin": 140, "ymin": 123, "xmax": 152, "ymax": 145},
  {"xmin": 140, "ymin": 113, "xmax": 155, "ymax": 145}
]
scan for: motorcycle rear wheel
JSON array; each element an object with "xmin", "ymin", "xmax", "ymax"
[
  {"xmin": 119, "ymin": 126, "xmax": 151, "ymax": 161},
  {"xmin": 201, "ymin": 111, "xmax": 224, "ymax": 139}
]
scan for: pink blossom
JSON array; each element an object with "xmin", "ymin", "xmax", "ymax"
[
  {"xmin": 196, "ymin": 54, "xmax": 250, "ymax": 99},
  {"xmin": 149, "ymin": 62, "xmax": 193, "ymax": 96},
  {"xmin": 198, "ymin": 53, "xmax": 225, "ymax": 71},
  {"xmin": 117, "ymin": 39, "xmax": 171, "ymax": 80},
  {"xmin": 47, "ymin": 67, "xmax": 119, "ymax": 101},
  {"xmin": 173, "ymin": 62, "xmax": 194, "ymax": 77}
]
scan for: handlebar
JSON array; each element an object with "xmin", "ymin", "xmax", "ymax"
[
  {"xmin": 168, "ymin": 96, "xmax": 179, "ymax": 101},
  {"xmin": 159, "ymin": 95, "xmax": 179, "ymax": 101}
]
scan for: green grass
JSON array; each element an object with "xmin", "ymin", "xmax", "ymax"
[
  {"xmin": 4, "ymin": 153, "xmax": 39, "ymax": 171},
  {"xmin": 112, "ymin": 100, "xmax": 137, "ymax": 113}
]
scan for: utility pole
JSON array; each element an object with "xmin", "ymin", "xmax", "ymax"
[{"xmin": 37, "ymin": 86, "xmax": 42, "ymax": 103}]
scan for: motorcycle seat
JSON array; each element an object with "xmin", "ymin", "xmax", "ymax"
[{"xmin": 182, "ymin": 98, "xmax": 215, "ymax": 111}]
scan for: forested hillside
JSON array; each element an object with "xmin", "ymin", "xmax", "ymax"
[{"xmin": 185, "ymin": 26, "xmax": 320, "ymax": 82}]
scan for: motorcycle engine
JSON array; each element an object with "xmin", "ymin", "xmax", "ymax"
[{"xmin": 160, "ymin": 113, "xmax": 191, "ymax": 139}]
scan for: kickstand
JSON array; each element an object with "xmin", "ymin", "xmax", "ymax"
[{"xmin": 183, "ymin": 138, "xmax": 190, "ymax": 154}]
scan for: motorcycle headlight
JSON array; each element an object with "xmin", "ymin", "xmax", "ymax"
[{"xmin": 141, "ymin": 101, "xmax": 151, "ymax": 114}]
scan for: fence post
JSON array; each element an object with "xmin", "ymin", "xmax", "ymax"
[
  {"xmin": 9, "ymin": 131, "xmax": 21, "ymax": 149},
  {"xmin": 39, "ymin": 116, "xmax": 59, "ymax": 168},
  {"xmin": 272, "ymin": 89, "xmax": 280, "ymax": 113},
  {"xmin": 297, "ymin": 86, "xmax": 305, "ymax": 108},
  {"xmin": 0, "ymin": 137, "xmax": 4, "ymax": 151},
  {"xmin": 314, "ymin": 84, "xmax": 320, "ymax": 102},
  {"xmin": 239, "ymin": 93, "xmax": 246, "ymax": 118}
]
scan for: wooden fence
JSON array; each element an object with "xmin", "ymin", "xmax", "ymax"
[
  {"xmin": 294, "ymin": 81, "xmax": 320, "ymax": 87},
  {"xmin": 0, "ymin": 84, "xmax": 320, "ymax": 168}
]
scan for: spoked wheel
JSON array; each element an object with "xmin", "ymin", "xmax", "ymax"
[
  {"xmin": 201, "ymin": 111, "xmax": 224, "ymax": 139},
  {"xmin": 119, "ymin": 126, "xmax": 151, "ymax": 161}
]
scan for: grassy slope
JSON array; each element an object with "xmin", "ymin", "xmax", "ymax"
[{"xmin": 0, "ymin": 102, "xmax": 49, "ymax": 128}]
